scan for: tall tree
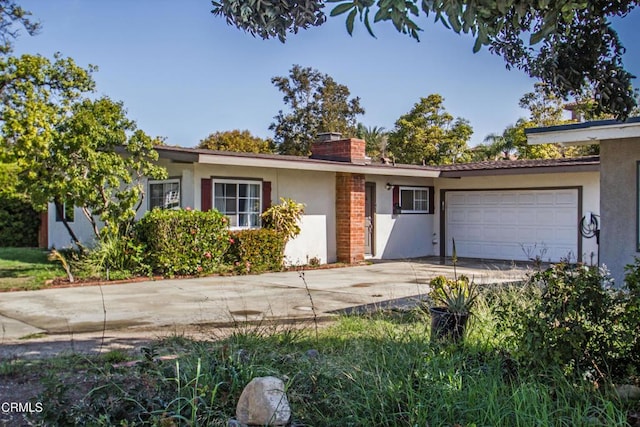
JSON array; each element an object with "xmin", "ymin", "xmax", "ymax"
[
  {"xmin": 198, "ymin": 129, "xmax": 274, "ymax": 153},
  {"xmin": 212, "ymin": 1, "xmax": 638, "ymax": 120},
  {"xmin": 1, "ymin": 54, "xmax": 166, "ymax": 245},
  {"xmin": 0, "ymin": 0, "xmax": 40, "ymax": 54},
  {"xmin": 482, "ymin": 123, "xmax": 522, "ymax": 160},
  {"xmin": 270, "ymin": 64, "xmax": 365, "ymax": 155},
  {"xmin": 386, "ymin": 94, "xmax": 473, "ymax": 165},
  {"xmin": 356, "ymin": 123, "xmax": 388, "ymax": 158}
]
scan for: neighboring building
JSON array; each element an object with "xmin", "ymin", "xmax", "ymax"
[
  {"xmin": 46, "ymin": 134, "xmax": 600, "ymax": 270},
  {"xmin": 527, "ymin": 117, "xmax": 640, "ymax": 285}
]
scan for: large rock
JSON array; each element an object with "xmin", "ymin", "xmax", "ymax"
[{"xmin": 236, "ymin": 376, "xmax": 291, "ymax": 426}]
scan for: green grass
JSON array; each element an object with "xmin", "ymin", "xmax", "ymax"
[
  {"xmin": 28, "ymin": 300, "xmax": 635, "ymax": 426},
  {"xmin": 0, "ymin": 247, "xmax": 65, "ymax": 291}
]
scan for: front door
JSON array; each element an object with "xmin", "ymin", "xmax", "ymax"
[{"xmin": 365, "ymin": 182, "xmax": 376, "ymax": 256}]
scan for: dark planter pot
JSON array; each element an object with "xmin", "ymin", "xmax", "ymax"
[{"xmin": 429, "ymin": 306, "xmax": 470, "ymax": 343}]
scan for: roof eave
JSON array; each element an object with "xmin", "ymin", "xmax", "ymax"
[
  {"xmin": 197, "ymin": 153, "xmax": 441, "ymax": 177},
  {"xmin": 439, "ymin": 163, "xmax": 599, "ymax": 178},
  {"xmin": 526, "ymin": 119, "xmax": 640, "ymax": 146}
]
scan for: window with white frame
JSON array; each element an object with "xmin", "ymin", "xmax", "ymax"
[
  {"xmin": 214, "ymin": 180, "xmax": 262, "ymax": 228},
  {"xmin": 149, "ymin": 179, "xmax": 181, "ymax": 210},
  {"xmin": 400, "ymin": 186, "xmax": 429, "ymax": 213}
]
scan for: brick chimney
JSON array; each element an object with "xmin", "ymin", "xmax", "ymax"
[{"xmin": 310, "ymin": 132, "xmax": 367, "ymax": 163}]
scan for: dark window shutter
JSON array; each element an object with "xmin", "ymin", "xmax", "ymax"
[
  {"xmin": 201, "ymin": 178, "xmax": 212, "ymax": 211},
  {"xmin": 262, "ymin": 181, "xmax": 272, "ymax": 212},
  {"xmin": 428, "ymin": 186, "xmax": 435, "ymax": 214},
  {"xmin": 392, "ymin": 185, "xmax": 400, "ymax": 214}
]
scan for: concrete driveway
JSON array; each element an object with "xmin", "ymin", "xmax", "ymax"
[{"xmin": 0, "ymin": 258, "xmax": 529, "ymax": 346}]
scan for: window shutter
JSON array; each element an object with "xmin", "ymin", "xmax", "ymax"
[
  {"xmin": 428, "ymin": 186, "xmax": 435, "ymax": 214},
  {"xmin": 201, "ymin": 178, "xmax": 212, "ymax": 211},
  {"xmin": 262, "ymin": 181, "xmax": 272, "ymax": 212},
  {"xmin": 392, "ymin": 185, "xmax": 400, "ymax": 214}
]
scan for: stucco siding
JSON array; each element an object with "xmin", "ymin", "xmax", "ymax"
[
  {"xmin": 600, "ymin": 139, "xmax": 640, "ymax": 285},
  {"xmin": 48, "ymin": 206, "xmax": 99, "ymax": 249},
  {"xmin": 194, "ymin": 164, "xmax": 337, "ymax": 264},
  {"xmin": 435, "ymin": 171, "xmax": 600, "ymax": 263},
  {"xmin": 364, "ymin": 176, "xmax": 436, "ymax": 259}
]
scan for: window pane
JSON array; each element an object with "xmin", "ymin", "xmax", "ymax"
[
  {"xmin": 415, "ymin": 199, "xmax": 428, "ymax": 211},
  {"xmin": 225, "ymin": 183, "xmax": 236, "ymax": 197},
  {"xmin": 214, "ymin": 197, "xmax": 224, "ymax": 211},
  {"xmin": 238, "ymin": 198, "xmax": 247, "ymax": 212},
  {"xmin": 238, "ymin": 184, "xmax": 247, "ymax": 197},
  {"xmin": 415, "ymin": 190, "xmax": 428, "ymax": 211},
  {"xmin": 238, "ymin": 214, "xmax": 248, "ymax": 227},
  {"xmin": 248, "ymin": 214, "xmax": 260, "ymax": 227},
  {"xmin": 150, "ymin": 184, "xmax": 164, "ymax": 208},
  {"xmin": 248, "ymin": 184, "xmax": 260, "ymax": 198},
  {"xmin": 225, "ymin": 199, "xmax": 236, "ymax": 213},
  {"xmin": 400, "ymin": 190, "xmax": 414, "ymax": 211}
]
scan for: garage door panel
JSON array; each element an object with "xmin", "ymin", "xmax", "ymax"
[
  {"xmin": 533, "ymin": 193, "xmax": 555, "ymax": 205},
  {"xmin": 556, "ymin": 191, "xmax": 578, "ymax": 204},
  {"xmin": 445, "ymin": 189, "xmax": 578, "ymax": 262}
]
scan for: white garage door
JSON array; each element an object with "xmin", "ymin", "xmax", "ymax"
[{"xmin": 445, "ymin": 189, "xmax": 579, "ymax": 262}]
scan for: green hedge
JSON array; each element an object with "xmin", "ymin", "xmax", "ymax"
[
  {"xmin": 135, "ymin": 208, "xmax": 230, "ymax": 276},
  {"xmin": 227, "ymin": 229, "xmax": 286, "ymax": 274},
  {"xmin": 0, "ymin": 193, "xmax": 39, "ymax": 247}
]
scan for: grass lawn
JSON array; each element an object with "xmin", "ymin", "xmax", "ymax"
[{"xmin": 0, "ymin": 247, "xmax": 65, "ymax": 291}]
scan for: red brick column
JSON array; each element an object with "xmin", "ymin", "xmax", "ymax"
[{"xmin": 336, "ymin": 172, "xmax": 365, "ymax": 263}]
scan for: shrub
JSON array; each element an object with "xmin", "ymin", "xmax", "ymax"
[
  {"xmin": 622, "ymin": 259, "xmax": 640, "ymax": 371},
  {"xmin": 0, "ymin": 193, "xmax": 40, "ymax": 247},
  {"xmin": 261, "ymin": 198, "xmax": 304, "ymax": 241},
  {"xmin": 226, "ymin": 229, "xmax": 286, "ymax": 274},
  {"xmin": 80, "ymin": 232, "xmax": 150, "ymax": 280},
  {"xmin": 136, "ymin": 208, "xmax": 230, "ymax": 276},
  {"xmin": 511, "ymin": 263, "xmax": 633, "ymax": 379}
]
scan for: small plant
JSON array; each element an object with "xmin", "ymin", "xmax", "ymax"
[
  {"xmin": 308, "ymin": 256, "xmax": 321, "ymax": 267},
  {"xmin": 261, "ymin": 197, "xmax": 305, "ymax": 241},
  {"xmin": 428, "ymin": 239, "xmax": 479, "ymax": 314},
  {"xmin": 48, "ymin": 249, "xmax": 74, "ymax": 283},
  {"xmin": 82, "ymin": 231, "xmax": 150, "ymax": 280},
  {"xmin": 428, "ymin": 274, "xmax": 479, "ymax": 314}
]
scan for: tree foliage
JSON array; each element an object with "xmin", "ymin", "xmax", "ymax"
[
  {"xmin": 1, "ymin": 54, "xmax": 166, "ymax": 246},
  {"xmin": 198, "ymin": 129, "xmax": 274, "ymax": 153},
  {"xmin": 482, "ymin": 124, "xmax": 522, "ymax": 160},
  {"xmin": 356, "ymin": 123, "xmax": 388, "ymax": 159},
  {"xmin": 0, "ymin": 0, "xmax": 40, "ymax": 54},
  {"xmin": 476, "ymin": 82, "xmax": 612, "ymax": 160},
  {"xmin": 270, "ymin": 64, "xmax": 365, "ymax": 155},
  {"xmin": 211, "ymin": 0, "xmax": 325, "ymax": 43},
  {"xmin": 386, "ymin": 94, "xmax": 472, "ymax": 165},
  {"xmin": 211, "ymin": 0, "xmax": 639, "ymax": 121}
]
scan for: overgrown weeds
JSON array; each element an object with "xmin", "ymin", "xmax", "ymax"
[{"xmin": 29, "ymin": 283, "xmax": 637, "ymax": 426}]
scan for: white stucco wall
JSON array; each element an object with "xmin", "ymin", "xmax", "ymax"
[
  {"xmin": 435, "ymin": 171, "xmax": 600, "ymax": 264},
  {"xmin": 364, "ymin": 176, "xmax": 436, "ymax": 259},
  {"xmin": 193, "ymin": 163, "xmax": 336, "ymax": 264},
  {"xmin": 47, "ymin": 205, "xmax": 100, "ymax": 249}
]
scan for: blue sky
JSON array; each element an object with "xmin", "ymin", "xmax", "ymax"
[{"xmin": 12, "ymin": 1, "xmax": 640, "ymax": 148}]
